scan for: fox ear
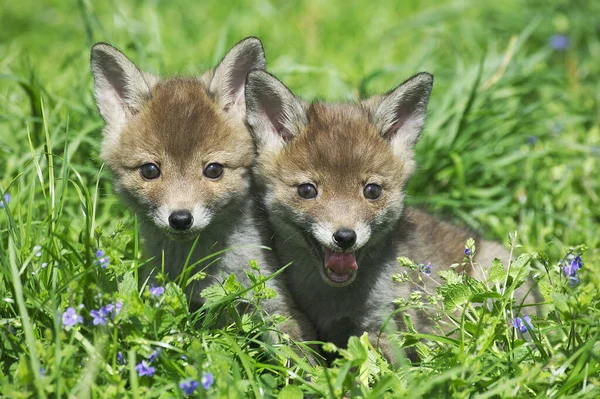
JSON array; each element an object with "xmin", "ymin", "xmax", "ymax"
[
  {"xmin": 90, "ymin": 43, "xmax": 152, "ymax": 129},
  {"xmin": 372, "ymin": 72, "xmax": 433, "ymax": 156},
  {"xmin": 245, "ymin": 70, "xmax": 307, "ymax": 153},
  {"xmin": 210, "ymin": 37, "xmax": 266, "ymax": 114}
]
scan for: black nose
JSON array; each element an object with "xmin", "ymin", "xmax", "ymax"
[
  {"xmin": 168, "ymin": 210, "xmax": 193, "ymax": 230},
  {"xmin": 332, "ymin": 228, "xmax": 357, "ymax": 249}
]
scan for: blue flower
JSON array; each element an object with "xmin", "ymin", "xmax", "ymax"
[
  {"xmin": 61, "ymin": 307, "xmax": 83, "ymax": 328},
  {"xmin": 117, "ymin": 352, "xmax": 125, "ymax": 364},
  {"xmin": 148, "ymin": 348, "xmax": 162, "ymax": 363},
  {"xmin": 95, "ymin": 249, "xmax": 110, "ymax": 268},
  {"xmin": 464, "ymin": 248, "xmax": 471, "ymax": 256},
  {"xmin": 201, "ymin": 372, "xmax": 214, "ymax": 390},
  {"xmin": 180, "ymin": 379, "xmax": 199, "ymax": 395},
  {"xmin": 135, "ymin": 360, "xmax": 155, "ymax": 377},
  {"xmin": 149, "ymin": 285, "xmax": 165, "ymax": 298},
  {"xmin": 527, "ymin": 136, "xmax": 538, "ymax": 145},
  {"xmin": 90, "ymin": 309, "xmax": 108, "ymax": 325},
  {"xmin": 40, "ymin": 367, "xmax": 46, "ymax": 376},
  {"xmin": 549, "ymin": 34, "xmax": 570, "ymax": 50},
  {"xmin": 0, "ymin": 193, "xmax": 10, "ymax": 208},
  {"xmin": 513, "ymin": 315, "xmax": 533, "ymax": 333},
  {"xmin": 563, "ymin": 254, "xmax": 583, "ymax": 286},
  {"xmin": 418, "ymin": 262, "xmax": 432, "ymax": 275},
  {"xmin": 116, "ymin": 301, "xmax": 123, "ymax": 313}
]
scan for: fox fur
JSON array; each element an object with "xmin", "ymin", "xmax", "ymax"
[
  {"xmin": 245, "ymin": 70, "xmax": 511, "ymax": 362},
  {"xmin": 90, "ymin": 38, "xmax": 314, "ymax": 343}
]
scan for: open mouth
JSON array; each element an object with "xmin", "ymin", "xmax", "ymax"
[{"xmin": 323, "ymin": 248, "xmax": 358, "ymax": 286}]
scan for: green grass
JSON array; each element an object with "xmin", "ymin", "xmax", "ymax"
[{"xmin": 1, "ymin": 0, "xmax": 599, "ymax": 397}]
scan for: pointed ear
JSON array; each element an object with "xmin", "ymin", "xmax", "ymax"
[
  {"xmin": 245, "ymin": 70, "xmax": 307, "ymax": 153},
  {"xmin": 209, "ymin": 37, "xmax": 266, "ymax": 114},
  {"xmin": 90, "ymin": 42, "xmax": 152, "ymax": 129},
  {"xmin": 371, "ymin": 72, "xmax": 433, "ymax": 156}
]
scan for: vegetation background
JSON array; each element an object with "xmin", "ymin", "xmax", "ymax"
[{"xmin": 1, "ymin": 0, "xmax": 599, "ymax": 397}]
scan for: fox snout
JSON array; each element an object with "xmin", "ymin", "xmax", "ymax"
[
  {"xmin": 168, "ymin": 210, "xmax": 194, "ymax": 231},
  {"xmin": 332, "ymin": 228, "xmax": 357, "ymax": 250}
]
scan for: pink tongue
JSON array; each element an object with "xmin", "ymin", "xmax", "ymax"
[{"xmin": 324, "ymin": 249, "xmax": 358, "ymax": 273}]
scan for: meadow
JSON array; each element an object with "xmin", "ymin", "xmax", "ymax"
[{"xmin": 1, "ymin": 0, "xmax": 599, "ymax": 397}]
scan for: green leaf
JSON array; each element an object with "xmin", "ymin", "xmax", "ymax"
[
  {"xmin": 277, "ymin": 385, "xmax": 304, "ymax": 399},
  {"xmin": 509, "ymin": 254, "xmax": 533, "ymax": 288},
  {"xmin": 118, "ymin": 272, "xmax": 137, "ymax": 297},
  {"xmin": 438, "ymin": 284, "xmax": 472, "ymax": 312},
  {"xmin": 550, "ymin": 292, "xmax": 570, "ymax": 314},
  {"xmin": 438, "ymin": 270, "xmax": 463, "ymax": 285},
  {"xmin": 489, "ymin": 258, "xmax": 505, "ymax": 283}
]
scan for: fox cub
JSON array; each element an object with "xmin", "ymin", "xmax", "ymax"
[
  {"xmin": 245, "ymin": 70, "xmax": 509, "ymax": 361},
  {"xmin": 90, "ymin": 38, "xmax": 312, "ymax": 341}
]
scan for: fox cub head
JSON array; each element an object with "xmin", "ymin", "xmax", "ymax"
[
  {"xmin": 91, "ymin": 38, "xmax": 265, "ymax": 240},
  {"xmin": 246, "ymin": 71, "xmax": 433, "ymax": 286}
]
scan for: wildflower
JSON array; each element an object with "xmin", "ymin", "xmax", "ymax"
[
  {"xmin": 180, "ymin": 379, "xmax": 199, "ymax": 395},
  {"xmin": 464, "ymin": 248, "xmax": 471, "ymax": 256},
  {"xmin": 34, "ymin": 245, "xmax": 42, "ymax": 257},
  {"xmin": 0, "ymin": 193, "xmax": 10, "ymax": 208},
  {"xmin": 563, "ymin": 254, "xmax": 582, "ymax": 286},
  {"xmin": 418, "ymin": 262, "xmax": 432, "ymax": 275},
  {"xmin": 117, "ymin": 352, "xmax": 125, "ymax": 364},
  {"xmin": 115, "ymin": 301, "xmax": 123, "ymax": 315},
  {"xmin": 549, "ymin": 34, "xmax": 570, "ymax": 50},
  {"xmin": 95, "ymin": 249, "xmax": 110, "ymax": 268},
  {"xmin": 40, "ymin": 367, "xmax": 46, "ymax": 376},
  {"xmin": 527, "ymin": 136, "xmax": 538, "ymax": 145},
  {"xmin": 90, "ymin": 309, "xmax": 108, "ymax": 326},
  {"xmin": 513, "ymin": 315, "xmax": 533, "ymax": 333},
  {"xmin": 201, "ymin": 372, "xmax": 214, "ymax": 390},
  {"xmin": 135, "ymin": 360, "xmax": 155, "ymax": 377},
  {"xmin": 103, "ymin": 303, "xmax": 115, "ymax": 314},
  {"xmin": 61, "ymin": 307, "xmax": 83, "ymax": 329},
  {"xmin": 148, "ymin": 348, "xmax": 162, "ymax": 363},
  {"xmin": 41, "ymin": 262, "xmax": 48, "ymax": 269},
  {"xmin": 149, "ymin": 285, "xmax": 165, "ymax": 298}
]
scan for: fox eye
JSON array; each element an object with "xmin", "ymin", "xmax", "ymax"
[
  {"xmin": 140, "ymin": 163, "xmax": 161, "ymax": 180},
  {"xmin": 297, "ymin": 183, "xmax": 318, "ymax": 199},
  {"xmin": 363, "ymin": 183, "xmax": 382, "ymax": 200},
  {"xmin": 204, "ymin": 163, "xmax": 224, "ymax": 180}
]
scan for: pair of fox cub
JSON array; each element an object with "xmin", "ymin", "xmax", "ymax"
[{"xmin": 90, "ymin": 37, "xmax": 508, "ymax": 362}]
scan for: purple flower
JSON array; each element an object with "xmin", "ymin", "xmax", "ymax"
[
  {"xmin": 115, "ymin": 301, "xmax": 123, "ymax": 315},
  {"xmin": 180, "ymin": 379, "xmax": 199, "ymax": 395},
  {"xmin": 40, "ymin": 367, "xmax": 46, "ymax": 376},
  {"xmin": 61, "ymin": 307, "xmax": 83, "ymax": 328},
  {"xmin": 90, "ymin": 309, "xmax": 108, "ymax": 326},
  {"xmin": 417, "ymin": 262, "xmax": 432, "ymax": 275},
  {"xmin": 563, "ymin": 254, "xmax": 583, "ymax": 286},
  {"xmin": 201, "ymin": 372, "xmax": 214, "ymax": 390},
  {"xmin": 513, "ymin": 315, "xmax": 533, "ymax": 333},
  {"xmin": 148, "ymin": 348, "xmax": 162, "ymax": 363},
  {"xmin": 0, "ymin": 193, "xmax": 10, "ymax": 208},
  {"xmin": 95, "ymin": 249, "xmax": 110, "ymax": 268},
  {"xmin": 117, "ymin": 352, "xmax": 125, "ymax": 364},
  {"xmin": 464, "ymin": 248, "xmax": 471, "ymax": 256},
  {"xmin": 149, "ymin": 285, "xmax": 165, "ymax": 298},
  {"xmin": 135, "ymin": 360, "xmax": 155, "ymax": 377},
  {"xmin": 549, "ymin": 34, "xmax": 570, "ymax": 50}
]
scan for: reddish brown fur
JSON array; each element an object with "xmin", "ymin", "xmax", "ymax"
[
  {"xmin": 260, "ymin": 103, "xmax": 411, "ymax": 229},
  {"xmin": 103, "ymin": 78, "xmax": 254, "ymax": 214}
]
